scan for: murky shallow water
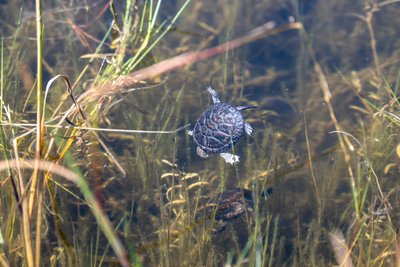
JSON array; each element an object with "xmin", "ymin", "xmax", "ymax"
[{"xmin": 1, "ymin": 0, "xmax": 400, "ymax": 265}]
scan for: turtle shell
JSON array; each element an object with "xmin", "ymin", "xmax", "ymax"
[
  {"xmin": 193, "ymin": 103, "xmax": 245, "ymax": 154},
  {"xmin": 214, "ymin": 188, "xmax": 254, "ymax": 222}
]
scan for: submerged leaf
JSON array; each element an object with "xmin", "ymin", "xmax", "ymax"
[
  {"xmin": 161, "ymin": 172, "xmax": 180, "ymax": 179},
  {"xmin": 396, "ymin": 144, "xmax": 400, "ymax": 159},
  {"xmin": 182, "ymin": 173, "xmax": 200, "ymax": 181},
  {"xmin": 186, "ymin": 181, "xmax": 209, "ymax": 191}
]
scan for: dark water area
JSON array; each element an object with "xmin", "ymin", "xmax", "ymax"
[{"xmin": 1, "ymin": 0, "xmax": 400, "ymax": 266}]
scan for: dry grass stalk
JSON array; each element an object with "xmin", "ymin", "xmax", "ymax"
[
  {"xmin": 329, "ymin": 229, "xmax": 353, "ymax": 267},
  {"xmin": 396, "ymin": 238, "xmax": 400, "ymax": 267},
  {"xmin": 79, "ymin": 22, "xmax": 303, "ymax": 106}
]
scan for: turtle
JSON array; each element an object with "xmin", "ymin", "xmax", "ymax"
[
  {"xmin": 214, "ymin": 187, "xmax": 273, "ymax": 221},
  {"xmin": 205, "ymin": 187, "xmax": 273, "ymax": 233},
  {"xmin": 188, "ymin": 86, "xmax": 256, "ymax": 164}
]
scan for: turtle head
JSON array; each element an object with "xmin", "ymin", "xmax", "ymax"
[{"xmin": 206, "ymin": 86, "xmax": 221, "ymax": 104}]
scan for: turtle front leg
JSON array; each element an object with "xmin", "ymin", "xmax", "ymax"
[
  {"xmin": 196, "ymin": 147, "xmax": 209, "ymax": 158},
  {"xmin": 219, "ymin": 153, "xmax": 240, "ymax": 164},
  {"xmin": 244, "ymin": 123, "xmax": 253, "ymax": 136}
]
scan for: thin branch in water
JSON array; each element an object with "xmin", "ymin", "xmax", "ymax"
[
  {"xmin": 82, "ymin": 22, "xmax": 303, "ymax": 103},
  {"xmin": 1, "ymin": 122, "xmax": 191, "ymax": 134}
]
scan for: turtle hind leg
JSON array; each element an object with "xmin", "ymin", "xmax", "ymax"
[
  {"xmin": 214, "ymin": 221, "xmax": 228, "ymax": 234},
  {"xmin": 219, "ymin": 152, "xmax": 240, "ymax": 164},
  {"xmin": 244, "ymin": 123, "xmax": 253, "ymax": 136},
  {"xmin": 236, "ymin": 105, "xmax": 257, "ymax": 111},
  {"xmin": 196, "ymin": 146, "xmax": 209, "ymax": 158}
]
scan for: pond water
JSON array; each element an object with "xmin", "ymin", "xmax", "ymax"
[{"xmin": 1, "ymin": 0, "xmax": 400, "ymax": 266}]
